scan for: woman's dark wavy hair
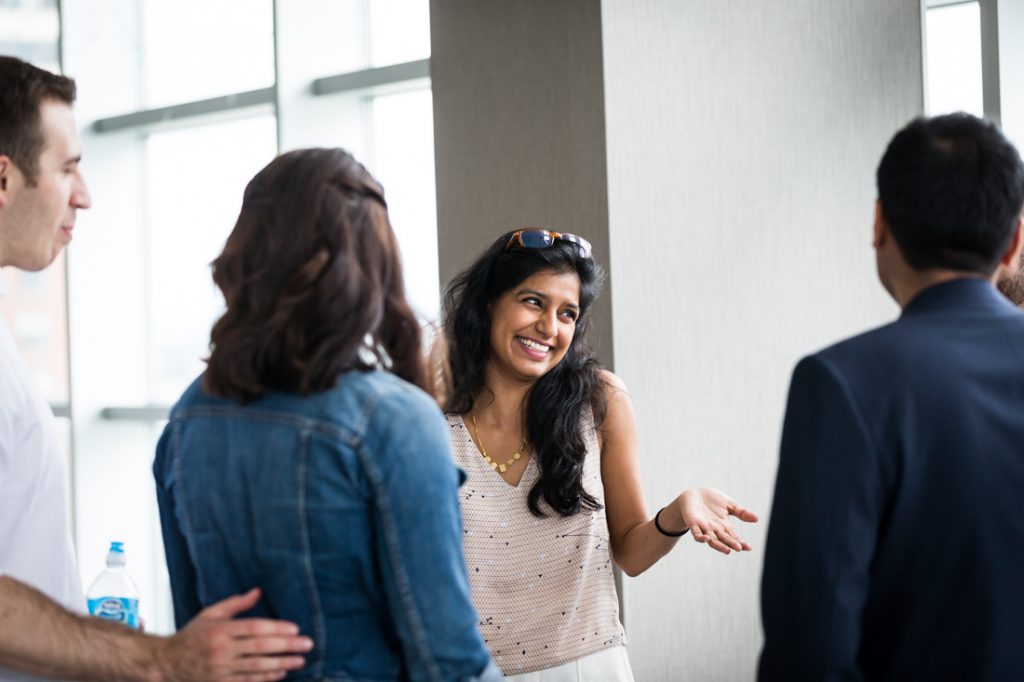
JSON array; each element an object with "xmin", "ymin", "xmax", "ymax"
[
  {"xmin": 443, "ymin": 231, "xmax": 606, "ymax": 517},
  {"xmin": 205, "ymin": 148, "xmax": 428, "ymax": 402}
]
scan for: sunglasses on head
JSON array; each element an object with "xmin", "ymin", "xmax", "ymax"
[{"xmin": 505, "ymin": 228, "xmax": 593, "ymax": 259}]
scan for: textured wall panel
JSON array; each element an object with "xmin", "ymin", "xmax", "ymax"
[
  {"xmin": 430, "ymin": 0, "xmax": 614, "ymax": 361},
  {"xmin": 600, "ymin": 1, "xmax": 923, "ymax": 680}
]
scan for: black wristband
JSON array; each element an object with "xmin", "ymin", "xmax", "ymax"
[{"xmin": 654, "ymin": 507, "xmax": 688, "ymax": 537}]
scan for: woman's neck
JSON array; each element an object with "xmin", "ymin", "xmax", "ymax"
[{"xmin": 475, "ymin": 363, "xmax": 534, "ymax": 427}]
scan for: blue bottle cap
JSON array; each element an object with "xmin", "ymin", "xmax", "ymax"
[{"xmin": 109, "ymin": 541, "xmax": 125, "ymax": 553}]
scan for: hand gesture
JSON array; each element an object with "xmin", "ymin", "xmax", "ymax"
[
  {"xmin": 158, "ymin": 587, "xmax": 313, "ymax": 682},
  {"xmin": 677, "ymin": 488, "xmax": 759, "ymax": 555}
]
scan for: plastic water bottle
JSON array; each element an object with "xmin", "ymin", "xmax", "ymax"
[{"xmin": 86, "ymin": 541, "xmax": 141, "ymax": 629}]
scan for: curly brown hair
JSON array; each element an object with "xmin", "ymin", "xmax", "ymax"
[
  {"xmin": 443, "ymin": 231, "xmax": 606, "ymax": 517},
  {"xmin": 205, "ymin": 147, "xmax": 428, "ymax": 402}
]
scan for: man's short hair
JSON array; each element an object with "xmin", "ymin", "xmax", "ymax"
[
  {"xmin": 0, "ymin": 56, "xmax": 77, "ymax": 185},
  {"xmin": 876, "ymin": 113, "xmax": 1024, "ymax": 275}
]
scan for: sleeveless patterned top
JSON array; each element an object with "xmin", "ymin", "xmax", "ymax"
[{"xmin": 447, "ymin": 413, "xmax": 625, "ymax": 675}]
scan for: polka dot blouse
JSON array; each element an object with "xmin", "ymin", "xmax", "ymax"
[{"xmin": 447, "ymin": 413, "xmax": 625, "ymax": 675}]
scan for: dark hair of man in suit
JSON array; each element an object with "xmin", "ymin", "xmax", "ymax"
[{"xmin": 876, "ymin": 112, "xmax": 1024, "ymax": 276}]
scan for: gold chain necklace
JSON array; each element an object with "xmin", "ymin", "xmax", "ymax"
[{"xmin": 470, "ymin": 411, "xmax": 527, "ymax": 474}]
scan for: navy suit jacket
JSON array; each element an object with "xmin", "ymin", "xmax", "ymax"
[{"xmin": 759, "ymin": 279, "xmax": 1024, "ymax": 682}]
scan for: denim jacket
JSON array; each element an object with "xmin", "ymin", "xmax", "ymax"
[{"xmin": 154, "ymin": 369, "xmax": 501, "ymax": 682}]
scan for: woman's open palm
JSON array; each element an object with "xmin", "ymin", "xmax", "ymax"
[{"xmin": 677, "ymin": 488, "xmax": 759, "ymax": 554}]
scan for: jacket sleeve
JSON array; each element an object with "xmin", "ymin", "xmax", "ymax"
[
  {"xmin": 759, "ymin": 355, "xmax": 888, "ymax": 682},
  {"xmin": 153, "ymin": 421, "xmax": 204, "ymax": 630},
  {"xmin": 364, "ymin": 390, "xmax": 498, "ymax": 682}
]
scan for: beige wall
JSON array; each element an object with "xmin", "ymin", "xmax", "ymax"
[
  {"xmin": 431, "ymin": 1, "xmax": 924, "ymax": 679},
  {"xmin": 601, "ymin": 2, "xmax": 923, "ymax": 679},
  {"xmin": 430, "ymin": 0, "xmax": 614, "ymax": 361},
  {"xmin": 982, "ymin": 0, "xmax": 1024, "ymax": 147}
]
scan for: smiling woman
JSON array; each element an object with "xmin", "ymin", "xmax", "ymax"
[
  {"xmin": 486, "ymin": 269, "xmax": 581, "ymax": 386},
  {"xmin": 440, "ymin": 230, "xmax": 760, "ymax": 680}
]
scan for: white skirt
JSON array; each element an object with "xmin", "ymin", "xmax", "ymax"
[{"xmin": 503, "ymin": 646, "xmax": 635, "ymax": 682}]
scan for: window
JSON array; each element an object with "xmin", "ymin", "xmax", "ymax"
[
  {"xmin": 141, "ymin": 0, "xmax": 276, "ymax": 108},
  {"xmin": 145, "ymin": 116, "xmax": 278, "ymax": 403},
  {"xmin": 0, "ymin": 0, "xmax": 60, "ymax": 72},
  {"xmin": 55, "ymin": 0, "xmax": 435, "ymax": 633},
  {"xmin": 925, "ymin": 2, "xmax": 983, "ymax": 116}
]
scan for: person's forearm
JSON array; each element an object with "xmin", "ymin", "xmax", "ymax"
[
  {"xmin": 0, "ymin": 575, "xmax": 160, "ymax": 682},
  {"xmin": 611, "ymin": 502, "xmax": 685, "ymax": 577}
]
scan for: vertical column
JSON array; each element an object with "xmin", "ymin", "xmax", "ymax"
[
  {"xmin": 601, "ymin": 2, "xmax": 922, "ymax": 679},
  {"xmin": 273, "ymin": 0, "xmax": 369, "ymax": 154},
  {"xmin": 430, "ymin": 0, "xmax": 923, "ymax": 678},
  {"xmin": 60, "ymin": 0, "xmax": 165, "ymax": 631},
  {"xmin": 430, "ymin": 0, "xmax": 613, "ymax": 360},
  {"xmin": 981, "ymin": 0, "xmax": 1024, "ymax": 146}
]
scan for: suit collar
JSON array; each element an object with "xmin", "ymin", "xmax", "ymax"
[{"xmin": 900, "ymin": 277, "xmax": 1015, "ymax": 318}]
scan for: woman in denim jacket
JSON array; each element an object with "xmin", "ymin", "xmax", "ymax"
[{"xmin": 153, "ymin": 148, "xmax": 501, "ymax": 682}]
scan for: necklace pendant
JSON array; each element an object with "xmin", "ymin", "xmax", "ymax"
[{"xmin": 498, "ymin": 464, "xmax": 508, "ymax": 473}]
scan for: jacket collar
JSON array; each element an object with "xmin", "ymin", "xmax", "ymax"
[{"xmin": 900, "ymin": 277, "xmax": 1016, "ymax": 318}]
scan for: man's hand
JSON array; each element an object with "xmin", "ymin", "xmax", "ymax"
[{"xmin": 155, "ymin": 588, "xmax": 313, "ymax": 682}]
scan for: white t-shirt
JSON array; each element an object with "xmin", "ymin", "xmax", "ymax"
[{"xmin": 0, "ymin": 271, "xmax": 83, "ymax": 682}]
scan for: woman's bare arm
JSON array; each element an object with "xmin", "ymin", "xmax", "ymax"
[{"xmin": 599, "ymin": 371, "xmax": 758, "ymax": 577}]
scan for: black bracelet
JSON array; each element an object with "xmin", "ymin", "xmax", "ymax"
[{"xmin": 654, "ymin": 507, "xmax": 688, "ymax": 537}]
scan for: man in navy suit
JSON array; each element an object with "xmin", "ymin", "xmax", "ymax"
[{"xmin": 759, "ymin": 113, "xmax": 1024, "ymax": 682}]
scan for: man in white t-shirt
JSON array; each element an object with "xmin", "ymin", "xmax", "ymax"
[{"xmin": 0, "ymin": 56, "xmax": 312, "ymax": 682}]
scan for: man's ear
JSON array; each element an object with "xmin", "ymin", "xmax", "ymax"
[
  {"xmin": 0, "ymin": 156, "xmax": 10, "ymax": 206},
  {"xmin": 998, "ymin": 214, "xmax": 1024, "ymax": 268},
  {"xmin": 872, "ymin": 199, "xmax": 887, "ymax": 249}
]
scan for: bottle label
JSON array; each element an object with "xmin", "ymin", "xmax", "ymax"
[{"xmin": 88, "ymin": 597, "xmax": 140, "ymax": 629}]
